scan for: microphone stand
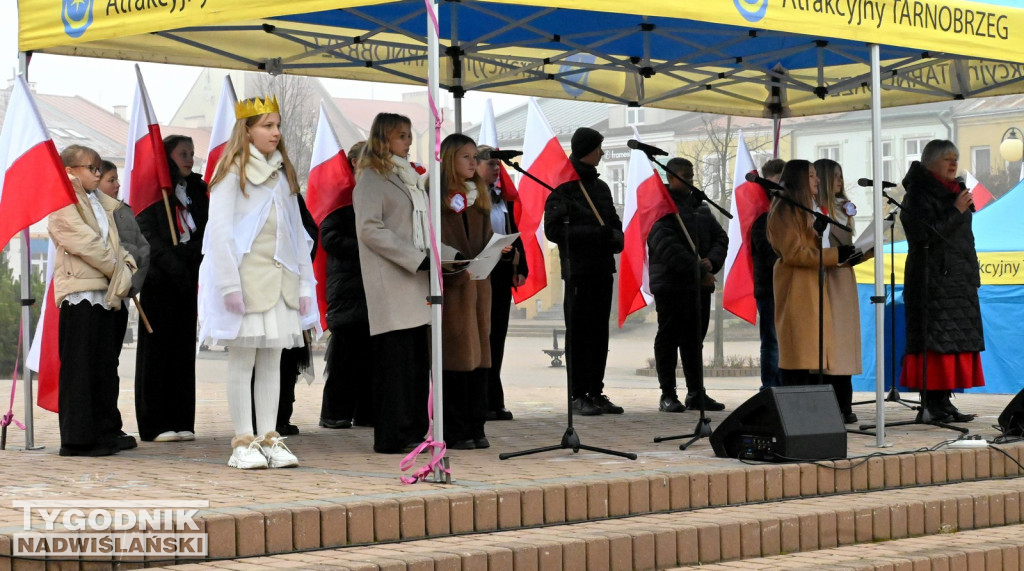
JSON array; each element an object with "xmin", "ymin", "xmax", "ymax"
[
  {"xmin": 644, "ymin": 156, "xmax": 728, "ymax": 450},
  {"xmin": 497, "ymin": 158, "xmax": 637, "ymax": 461},
  {"xmin": 858, "ymin": 190, "xmax": 966, "ymax": 434},
  {"xmin": 853, "ymin": 194, "xmax": 918, "ymax": 410}
]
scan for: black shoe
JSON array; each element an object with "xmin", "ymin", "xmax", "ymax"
[
  {"xmin": 447, "ymin": 439, "xmax": 476, "ymax": 450},
  {"xmin": 685, "ymin": 392, "xmax": 726, "ymax": 412},
  {"xmin": 940, "ymin": 393, "xmax": 975, "ymax": 423},
  {"xmin": 572, "ymin": 396, "xmax": 603, "ymax": 416},
  {"xmin": 659, "ymin": 395, "xmax": 686, "ymax": 413},
  {"xmin": 473, "ymin": 437, "xmax": 491, "ymax": 449},
  {"xmin": 59, "ymin": 445, "xmax": 118, "ymax": 457},
  {"xmin": 276, "ymin": 424, "xmax": 300, "ymax": 436},
  {"xmin": 843, "ymin": 412, "xmax": 858, "ymax": 424},
  {"xmin": 487, "ymin": 408, "xmax": 514, "ymax": 421},
  {"xmin": 591, "ymin": 394, "xmax": 624, "ymax": 415},
  {"xmin": 116, "ymin": 432, "xmax": 138, "ymax": 450},
  {"xmin": 319, "ymin": 418, "xmax": 352, "ymax": 429}
]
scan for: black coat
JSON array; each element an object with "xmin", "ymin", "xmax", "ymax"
[
  {"xmin": 544, "ymin": 158, "xmax": 623, "ymax": 278},
  {"xmin": 136, "ymin": 172, "xmax": 209, "ymax": 296},
  {"xmin": 320, "ymin": 205, "xmax": 367, "ymax": 329},
  {"xmin": 750, "ymin": 212, "xmax": 777, "ymax": 301},
  {"xmin": 647, "ymin": 188, "xmax": 729, "ymax": 296},
  {"xmin": 900, "ymin": 161, "xmax": 983, "ymax": 354},
  {"xmin": 490, "ymin": 187, "xmax": 529, "ymax": 285}
]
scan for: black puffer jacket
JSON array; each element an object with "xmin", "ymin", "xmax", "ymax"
[
  {"xmin": 750, "ymin": 212, "xmax": 777, "ymax": 301},
  {"xmin": 900, "ymin": 161, "xmax": 983, "ymax": 354},
  {"xmin": 136, "ymin": 172, "xmax": 209, "ymax": 296},
  {"xmin": 320, "ymin": 205, "xmax": 367, "ymax": 329},
  {"xmin": 544, "ymin": 158, "xmax": 623, "ymax": 277},
  {"xmin": 647, "ymin": 188, "xmax": 729, "ymax": 296}
]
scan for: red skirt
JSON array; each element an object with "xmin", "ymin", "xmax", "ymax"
[{"xmin": 899, "ymin": 351, "xmax": 985, "ymax": 391}]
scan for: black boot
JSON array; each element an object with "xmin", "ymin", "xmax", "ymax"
[
  {"xmin": 659, "ymin": 391, "xmax": 686, "ymax": 413},
  {"xmin": 916, "ymin": 390, "xmax": 953, "ymax": 423},
  {"xmin": 939, "ymin": 391, "xmax": 974, "ymax": 423}
]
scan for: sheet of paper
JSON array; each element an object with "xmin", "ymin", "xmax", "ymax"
[
  {"xmin": 465, "ymin": 232, "xmax": 520, "ymax": 280},
  {"xmin": 853, "ymin": 218, "xmax": 894, "ymax": 251}
]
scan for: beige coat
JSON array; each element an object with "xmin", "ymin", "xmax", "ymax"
[
  {"xmin": 440, "ymin": 204, "xmax": 492, "ymax": 372},
  {"xmin": 767, "ymin": 206, "xmax": 840, "ymax": 371},
  {"xmin": 353, "ymin": 169, "xmax": 430, "ymax": 336},
  {"xmin": 48, "ymin": 175, "xmax": 135, "ymax": 307},
  {"xmin": 824, "ymin": 223, "xmax": 863, "ymax": 375}
]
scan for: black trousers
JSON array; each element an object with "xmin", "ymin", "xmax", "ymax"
[
  {"xmin": 321, "ymin": 320, "xmax": 375, "ymax": 425},
  {"xmin": 371, "ymin": 325, "xmax": 430, "ymax": 452},
  {"xmin": 780, "ymin": 370, "xmax": 853, "ymax": 415},
  {"xmin": 442, "ymin": 368, "xmax": 488, "ymax": 441},
  {"xmin": 134, "ymin": 284, "xmax": 197, "ymax": 440},
  {"xmin": 564, "ymin": 274, "xmax": 613, "ymax": 399},
  {"xmin": 653, "ymin": 289, "xmax": 711, "ymax": 395},
  {"xmin": 58, "ymin": 302, "xmax": 121, "ymax": 451},
  {"xmin": 486, "ymin": 262, "xmax": 514, "ymax": 411}
]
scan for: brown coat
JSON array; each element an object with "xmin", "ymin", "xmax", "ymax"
[
  {"xmin": 440, "ymin": 203, "xmax": 493, "ymax": 372},
  {"xmin": 353, "ymin": 169, "xmax": 431, "ymax": 336},
  {"xmin": 767, "ymin": 205, "xmax": 840, "ymax": 371},
  {"xmin": 824, "ymin": 223, "xmax": 862, "ymax": 375}
]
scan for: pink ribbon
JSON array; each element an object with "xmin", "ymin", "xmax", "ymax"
[
  {"xmin": 423, "ymin": 0, "xmax": 444, "ymax": 163},
  {"xmin": 2, "ymin": 316, "xmax": 28, "ymax": 432},
  {"xmin": 399, "ymin": 375, "xmax": 450, "ymax": 484}
]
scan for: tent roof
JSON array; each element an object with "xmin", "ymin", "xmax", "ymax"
[{"xmin": 18, "ymin": 1, "xmax": 1024, "ymax": 118}]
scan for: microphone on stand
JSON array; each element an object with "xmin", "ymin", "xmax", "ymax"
[
  {"xmin": 857, "ymin": 177, "xmax": 897, "ymax": 188},
  {"xmin": 744, "ymin": 172, "xmax": 784, "ymax": 193},
  {"xmin": 488, "ymin": 150, "xmax": 523, "ymax": 161},
  {"xmin": 626, "ymin": 139, "xmax": 669, "ymax": 157},
  {"xmin": 956, "ymin": 176, "xmax": 976, "ymax": 212}
]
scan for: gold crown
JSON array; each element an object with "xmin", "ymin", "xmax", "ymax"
[{"xmin": 234, "ymin": 96, "xmax": 280, "ymax": 120}]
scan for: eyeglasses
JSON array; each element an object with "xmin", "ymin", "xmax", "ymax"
[{"xmin": 71, "ymin": 165, "xmax": 102, "ymax": 175}]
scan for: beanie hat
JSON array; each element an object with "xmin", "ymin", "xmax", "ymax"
[{"xmin": 570, "ymin": 127, "xmax": 604, "ymax": 158}]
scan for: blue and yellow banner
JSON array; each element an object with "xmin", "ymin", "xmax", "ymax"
[{"xmin": 855, "ymin": 251, "xmax": 1024, "ymax": 285}]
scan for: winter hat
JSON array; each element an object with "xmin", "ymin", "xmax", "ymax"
[{"xmin": 570, "ymin": 127, "xmax": 604, "ymax": 158}]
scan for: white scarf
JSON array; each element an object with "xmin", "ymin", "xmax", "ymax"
[
  {"xmin": 391, "ymin": 155, "xmax": 430, "ymax": 251},
  {"xmin": 464, "ymin": 181, "xmax": 479, "ymax": 208},
  {"xmin": 245, "ymin": 144, "xmax": 285, "ymax": 186}
]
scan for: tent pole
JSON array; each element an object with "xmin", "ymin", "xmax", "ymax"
[
  {"xmin": 427, "ymin": 0, "xmax": 447, "ymax": 481},
  {"xmin": 18, "ymin": 52, "xmax": 40, "ymax": 451},
  {"xmin": 451, "ymin": 4, "xmax": 463, "ymax": 133},
  {"xmin": 869, "ymin": 44, "xmax": 889, "ymax": 448}
]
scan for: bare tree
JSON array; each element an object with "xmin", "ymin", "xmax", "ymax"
[{"xmin": 249, "ymin": 74, "xmax": 320, "ymax": 187}]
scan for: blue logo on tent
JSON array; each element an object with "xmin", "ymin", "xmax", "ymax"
[
  {"xmin": 559, "ymin": 54, "xmax": 596, "ymax": 97},
  {"xmin": 734, "ymin": 0, "xmax": 768, "ymax": 23},
  {"xmin": 62, "ymin": 0, "xmax": 94, "ymax": 39}
]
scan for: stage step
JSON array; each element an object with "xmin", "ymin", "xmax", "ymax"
[{"xmin": 162, "ymin": 474, "xmax": 1024, "ymax": 569}]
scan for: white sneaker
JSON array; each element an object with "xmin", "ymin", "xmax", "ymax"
[
  {"xmin": 260, "ymin": 433, "xmax": 298, "ymax": 468},
  {"xmin": 153, "ymin": 431, "xmax": 181, "ymax": 442},
  {"xmin": 176, "ymin": 431, "xmax": 196, "ymax": 441},
  {"xmin": 228, "ymin": 437, "xmax": 268, "ymax": 470}
]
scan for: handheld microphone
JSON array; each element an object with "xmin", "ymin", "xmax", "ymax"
[
  {"xmin": 626, "ymin": 139, "xmax": 668, "ymax": 157},
  {"xmin": 857, "ymin": 177, "xmax": 897, "ymax": 188},
  {"xmin": 744, "ymin": 172, "xmax": 783, "ymax": 192},
  {"xmin": 956, "ymin": 176, "xmax": 975, "ymax": 212},
  {"xmin": 488, "ymin": 149, "xmax": 523, "ymax": 161}
]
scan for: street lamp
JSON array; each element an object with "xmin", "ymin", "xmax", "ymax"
[{"xmin": 1000, "ymin": 127, "xmax": 1024, "ymax": 163}]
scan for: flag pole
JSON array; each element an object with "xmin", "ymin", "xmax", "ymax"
[
  {"xmin": 161, "ymin": 190, "xmax": 178, "ymax": 246},
  {"xmin": 133, "ymin": 295, "xmax": 153, "ymax": 334},
  {"xmin": 18, "ymin": 54, "xmax": 41, "ymax": 451}
]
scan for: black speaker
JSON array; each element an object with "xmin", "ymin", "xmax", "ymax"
[
  {"xmin": 998, "ymin": 389, "xmax": 1024, "ymax": 436},
  {"xmin": 710, "ymin": 385, "xmax": 847, "ymax": 461}
]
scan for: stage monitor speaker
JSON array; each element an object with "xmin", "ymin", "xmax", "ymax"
[
  {"xmin": 998, "ymin": 389, "xmax": 1024, "ymax": 437},
  {"xmin": 710, "ymin": 385, "xmax": 847, "ymax": 461}
]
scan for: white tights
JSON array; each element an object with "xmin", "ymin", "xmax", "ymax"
[{"xmin": 226, "ymin": 347, "xmax": 281, "ymax": 438}]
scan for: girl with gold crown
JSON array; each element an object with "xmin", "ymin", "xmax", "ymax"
[{"xmin": 197, "ymin": 96, "xmax": 320, "ymax": 470}]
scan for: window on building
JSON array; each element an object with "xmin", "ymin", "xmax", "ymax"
[
  {"xmin": 606, "ymin": 163, "xmax": 626, "ymax": 205},
  {"xmin": 865, "ymin": 140, "xmax": 894, "ymax": 183},
  {"xmin": 905, "ymin": 137, "xmax": 930, "ymax": 172},
  {"xmin": 972, "ymin": 146, "xmax": 991, "ymax": 179},
  {"xmin": 626, "ymin": 108, "xmax": 645, "ymax": 126},
  {"xmin": 818, "ymin": 145, "xmax": 840, "ymax": 162}
]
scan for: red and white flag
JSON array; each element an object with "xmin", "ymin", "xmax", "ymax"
[
  {"xmin": 722, "ymin": 131, "xmax": 770, "ymax": 324},
  {"xmin": 0, "ymin": 76, "xmax": 76, "ymax": 251},
  {"xmin": 306, "ymin": 102, "xmax": 355, "ymax": 331},
  {"xmin": 122, "ymin": 65, "xmax": 172, "ymax": 215},
  {"xmin": 512, "ymin": 98, "xmax": 578, "ymax": 303},
  {"xmin": 963, "ymin": 170, "xmax": 995, "ymax": 211},
  {"xmin": 28, "ymin": 241, "xmax": 60, "ymax": 412},
  {"xmin": 204, "ymin": 74, "xmax": 238, "ymax": 183},
  {"xmin": 617, "ymin": 144, "xmax": 677, "ymax": 327},
  {"xmin": 478, "ymin": 99, "xmax": 519, "ymax": 202}
]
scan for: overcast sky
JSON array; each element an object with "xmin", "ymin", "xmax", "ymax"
[{"xmin": 0, "ymin": 4, "xmax": 525, "ymax": 128}]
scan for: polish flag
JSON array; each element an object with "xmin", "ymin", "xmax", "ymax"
[
  {"xmin": 28, "ymin": 241, "xmax": 60, "ymax": 412},
  {"xmin": 512, "ymin": 98, "xmax": 578, "ymax": 303},
  {"xmin": 122, "ymin": 65, "xmax": 172, "ymax": 215},
  {"xmin": 204, "ymin": 74, "xmax": 238, "ymax": 183},
  {"xmin": 617, "ymin": 145, "xmax": 677, "ymax": 327},
  {"xmin": 722, "ymin": 131, "xmax": 770, "ymax": 324},
  {"xmin": 0, "ymin": 76, "xmax": 76, "ymax": 251},
  {"xmin": 963, "ymin": 170, "xmax": 995, "ymax": 211},
  {"xmin": 306, "ymin": 102, "xmax": 355, "ymax": 331},
  {"xmin": 478, "ymin": 99, "xmax": 518, "ymax": 202}
]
